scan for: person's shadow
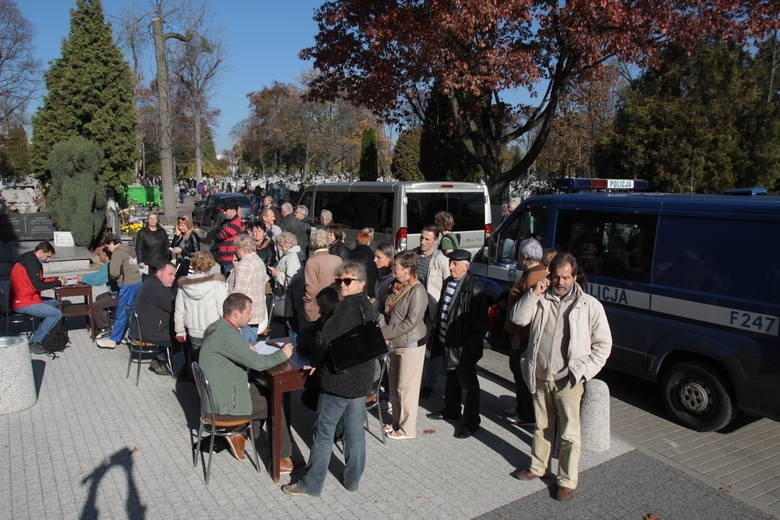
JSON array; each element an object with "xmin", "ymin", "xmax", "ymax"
[{"xmin": 80, "ymin": 447, "xmax": 146, "ymax": 520}]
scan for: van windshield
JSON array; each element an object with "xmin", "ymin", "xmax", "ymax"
[{"xmin": 406, "ymin": 192, "xmax": 485, "ymax": 232}]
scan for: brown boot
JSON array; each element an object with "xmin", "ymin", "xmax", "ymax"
[
  {"xmin": 280, "ymin": 457, "xmax": 294, "ymax": 474},
  {"xmin": 225, "ymin": 433, "xmax": 246, "ymax": 460}
]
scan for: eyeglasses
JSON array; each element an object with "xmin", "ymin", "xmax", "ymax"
[
  {"xmin": 177, "ymin": 217, "xmax": 187, "ymax": 221},
  {"xmin": 335, "ymin": 278, "xmax": 359, "ymax": 286}
]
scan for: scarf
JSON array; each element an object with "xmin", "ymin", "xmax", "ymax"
[{"xmin": 384, "ymin": 276, "xmax": 420, "ymax": 314}]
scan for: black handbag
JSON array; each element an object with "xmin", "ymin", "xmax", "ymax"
[
  {"xmin": 328, "ymin": 307, "xmax": 387, "ymax": 372},
  {"xmin": 271, "ymin": 273, "xmax": 294, "ymax": 319}
]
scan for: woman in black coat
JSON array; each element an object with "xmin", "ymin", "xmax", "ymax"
[
  {"xmin": 170, "ymin": 216, "xmax": 201, "ymax": 278},
  {"xmin": 282, "ymin": 262, "xmax": 377, "ymax": 497},
  {"xmin": 135, "ymin": 212, "xmax": 170, "ymax": 272}
]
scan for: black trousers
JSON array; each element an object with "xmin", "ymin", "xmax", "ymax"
[
  {"xmin": 443, "ymin": 356, "xmax": 481, "ymax": 431},
  {"xmin": 508, "ymin": 346, "xmax": 533, "ymax": 418}
]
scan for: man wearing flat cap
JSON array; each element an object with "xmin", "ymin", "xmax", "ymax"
[{"xmin": 427, "ymin": 249, "xmax": 490, "ymax": 438}]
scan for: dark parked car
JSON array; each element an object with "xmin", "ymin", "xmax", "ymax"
[{"xmin": 192, "ymin": 193, "xmax": 256, "ymax": 231}]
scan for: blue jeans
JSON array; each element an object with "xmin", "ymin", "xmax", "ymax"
[
  {"xmin": 17, "ymin": 299, "xmax": 62, "ymax": 344},
  {"xmin": 297, "ymin": 392, "xmax": 366, "ymax": 496},
  {"xmin": 110, "ymin": 283, "xmax": 141, "ymax": 342}
]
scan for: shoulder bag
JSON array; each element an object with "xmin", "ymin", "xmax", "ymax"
[
  {"xmin": 271, "ymin": 271, "xmax": 294, "ymax": 319},
  {"xmin": 328, "ymin": 306, "xmax": 387, "ymax": 372}
]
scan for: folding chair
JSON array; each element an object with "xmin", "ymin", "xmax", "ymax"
[
  {"xmin": 125, "ymin": 304, "xmax": 173, "ymax": 386},
  {"xmin": 191, "ymin": 362, "xmax": 259, "ymax": 485},
  {"xmin": 0, "ymin": 285, "xmax": 37, "ymax": 338},
  {"xmin": 365, "ymin": 353, "xmax": 389, "ymax": 444}
]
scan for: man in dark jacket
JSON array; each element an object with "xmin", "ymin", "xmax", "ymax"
[
  {"xmin": 134, "ymin": 263, "xmax": 179, "ymax": 376},
  {"xmin": 279, "ymin": 202, "xmax": 310, "ymax": 258},
  {"xmin": 9, "ymin": 241, "xmax": 65, "ymax": 352},
  {"xmin": 427, "ymin": 249, "xmax": 490, "ymax": 438},
  {"xmin": 212, "ymin": 201, "xmax": 245, "ymax": 275}
]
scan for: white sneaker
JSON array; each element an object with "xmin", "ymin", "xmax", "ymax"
[{"xmin": 96, "ymin": 338, "xmax": 117, "ymax": 349}]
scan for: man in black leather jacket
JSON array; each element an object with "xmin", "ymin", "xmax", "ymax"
[{"xmin": 427, "ymin": 249, "xmax": 490, "ymax": 438}]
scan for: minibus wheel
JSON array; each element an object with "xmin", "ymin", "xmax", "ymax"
[{"xmin": 661, "ymin": 361, "xmax": 735, "ymax": 432}]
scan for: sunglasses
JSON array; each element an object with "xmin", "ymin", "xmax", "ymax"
[{"xmin": 335, "ymin": 278, "xmax": 359, "ymax": 286}]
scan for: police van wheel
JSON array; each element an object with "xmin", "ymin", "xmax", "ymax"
[{"xmin": 661, "ymin": 361, "xmax": 735, "ymax": 432}]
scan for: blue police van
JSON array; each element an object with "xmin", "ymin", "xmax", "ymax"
[{"xmin": 471, "ymin": 184, "xmax": 780, "ymax": 431}]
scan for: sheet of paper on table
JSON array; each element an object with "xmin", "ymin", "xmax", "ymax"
[
  {"xmin": 252, "ymin": 339, "xmax": 310, "ymax": 368},
  {"xmin": 64, "ymin": 278, "xmax": 79, "ymax": 286}
]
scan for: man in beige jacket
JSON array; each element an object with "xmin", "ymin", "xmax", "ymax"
[{"xmin": 509, "ymin": 252, "xmax": 612, "ymax": 502}]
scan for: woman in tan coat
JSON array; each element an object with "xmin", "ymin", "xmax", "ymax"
[{"xmin": 379, "ymin": 251, "xmax": 428, "ymax": 439}]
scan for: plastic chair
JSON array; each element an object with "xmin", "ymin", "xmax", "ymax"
[
  {"xmin": 365, "ymin": 354, "xmax": 389, "ymax": 444},
  {"xmin": 191, "ymin": 362, "xmax": 259, "ymax": 485},
  {"xmin": 125, "ymin": 304, "xmax": 173, "ymax": 386},
  {"xmin": 0, "ymin": 284, "xmax": 37, "ymax": 339}
]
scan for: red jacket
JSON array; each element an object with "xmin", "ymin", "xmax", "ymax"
[
  {"xmin": 215, "ymin": 214, "xmax": 245, "ymax": 266},
  {"xmin": 10, "ymin": 250, "xmax": 61, "ymax": 309}
]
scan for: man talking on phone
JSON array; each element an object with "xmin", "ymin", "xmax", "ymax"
[{"xmin": 508, "ymin": 252, "xmax": 612, "ymax": 502}]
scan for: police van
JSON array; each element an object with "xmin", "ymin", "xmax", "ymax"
[
  {"xmin": 471, "ymin": 181, "xmax": 780, "ymax": 431},
  {"xmin": 298, "ymin": 181, "xmax": 492, "ymax": 254}
]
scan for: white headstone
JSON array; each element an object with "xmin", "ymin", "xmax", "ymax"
[{"xmin": 53, "ymin": 231, "xmax": 75, "ymax": 247}]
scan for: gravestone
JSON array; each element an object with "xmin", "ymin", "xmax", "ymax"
[{"xmin": 0, "ymin": 213, "xmax": 55, "ymax": 242}]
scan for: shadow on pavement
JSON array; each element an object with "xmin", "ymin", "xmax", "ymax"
[
  {"xmin": 80, "ymin": 447, "xmax": 146, "ymax": 520},
  {"xmin": 31, "ymin": 359, "xmax": 45, "ymax": 397}
]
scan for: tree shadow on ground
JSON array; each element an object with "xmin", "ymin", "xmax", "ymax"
[{"xmin": 80, "ymin": 447, "xmax": 146, "ymax": 520}]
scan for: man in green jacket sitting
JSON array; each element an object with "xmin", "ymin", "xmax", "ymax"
[{"xmin": 199, "ymin": 293, "xmax": 295, "ymax": 472}]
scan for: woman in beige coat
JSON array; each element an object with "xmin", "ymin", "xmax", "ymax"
[{"xmin": 379, "ymin": 251, "xmax": 428, "ymax": 440}]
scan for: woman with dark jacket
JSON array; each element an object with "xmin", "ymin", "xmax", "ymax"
[
  {"xmin": 372, "ymin": 242, "xmax": 395, "ymax": 312},
  {"xmin": 251, "ymin": 220, "xmax": 278, "ymax": 268},
  {"xmin": 348, "ymin": 231, "xmax": 377, "ymax": 297},
  {"xmin": 282, "ymin": 262, "xmax": 376, "ymax": 498},
  {"xmin": 326, "ymin": 224, "xmax": 351, "ymax": 260},
  {"xmin": 135, "ymin": 212, "xmax": 170, "ymax": 272},
  {"xmin": 170, "ymin": 216, "xmax": 200, "ymax": 278}
]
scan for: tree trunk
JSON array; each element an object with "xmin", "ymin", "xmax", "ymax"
[
  {"xmin": 194, "ymin": 102, "xmax": 203, "ymax": 184},
  {"xmin": 152, "ymin": 17, "xmax": 176, "ymax": 224}
]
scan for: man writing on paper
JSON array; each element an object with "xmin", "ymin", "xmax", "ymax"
[{"xmin": 199, "ymin": 293, "xmax": 296, "ymax": 473}]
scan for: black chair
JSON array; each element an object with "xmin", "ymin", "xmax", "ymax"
[
  {"xmin": 365, "ymin": 354, "xmax": 389, "ymax": 444},
  {"xmin": 0, "ymin": 284, "xmax": 37, "ymax": 339},
  {"xmin": 191, "ymin": 362, "xmax": 259, "ymax": 485},
  {"xmin": 125, "ymin": 304, "xmax": 173, "ymax": 386}
]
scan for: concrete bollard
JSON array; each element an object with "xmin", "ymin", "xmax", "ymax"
[
  {"xmin": 580, "ymin": 378, "xmax": 610, "ymax": 452},
  {"xmin": 0, "ymin": 336, "xmax": 38, "ymax": 414}
]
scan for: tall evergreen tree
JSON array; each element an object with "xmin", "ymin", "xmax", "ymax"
[
  {"xmin": 595, "ymin": 39, "xmax": 779, "ymax": 193},
  {"xmin": 358, "ymin": 127, "xmax": 378, "ymax": 181},
  {"xmin": 31, "ymin": 0, "xmax": 137, "ymax": 190},
  {"xmin": 391, "ymin": 126, "xmax": 423, "ymax": 180},
  {"xmin": 0, "ymin": 126, "xmax": 30, "ymax": 177}
]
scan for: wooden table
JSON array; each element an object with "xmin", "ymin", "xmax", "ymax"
[
  {"xmin": 262, "ymin": 361, "xmax": 309, "ymax": 483},
  {"xmin": 54, "ymin": 284, "xmax": 96, "ymax": 340}
]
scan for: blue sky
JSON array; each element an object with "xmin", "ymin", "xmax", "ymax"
[{"xmin": 19, "ymin": 0, "xmax": 324, "ymax": 153}]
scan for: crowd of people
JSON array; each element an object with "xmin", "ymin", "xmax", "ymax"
[{"xmin": 9, "ymin": 195, "xmax": 612, "ymax": 502}]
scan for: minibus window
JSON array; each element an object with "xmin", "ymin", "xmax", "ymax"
[
  {"xmin": 406, "ymin": 192, "xmax": 485, "ymax": 232},
  {"xmin": 313, "ymin": 191, "xmax": 392, "ymax": 232}
]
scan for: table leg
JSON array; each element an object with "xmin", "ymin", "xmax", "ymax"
[{"xmin": 271, "ymin": 378, "xmax": 282, "ymax": 483}]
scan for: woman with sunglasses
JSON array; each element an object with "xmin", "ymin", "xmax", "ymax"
[
  {"xmin": 282, "ymin": 262, "xmax": 377, "ymax": 498},
  {"xmin": 378, "ymin": 251, "xmax": 428, "ymax": 439},
  {"xmin": 171, "ymin": 216, "xmax": 200, "ymax": 278}
]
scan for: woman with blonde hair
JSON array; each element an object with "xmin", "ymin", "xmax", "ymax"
[
  {"xmin": 171, "ymin": 215, "xmax": 200, "ymax": 278},
  {"xmin": 379, "ymin": 251, "xmax": 428, "ymax": 439}
]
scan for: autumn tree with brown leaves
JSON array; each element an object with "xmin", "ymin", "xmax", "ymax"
[{"xmin": 301, "ymin": 0, "xmax": 778, "ymax": 201}]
